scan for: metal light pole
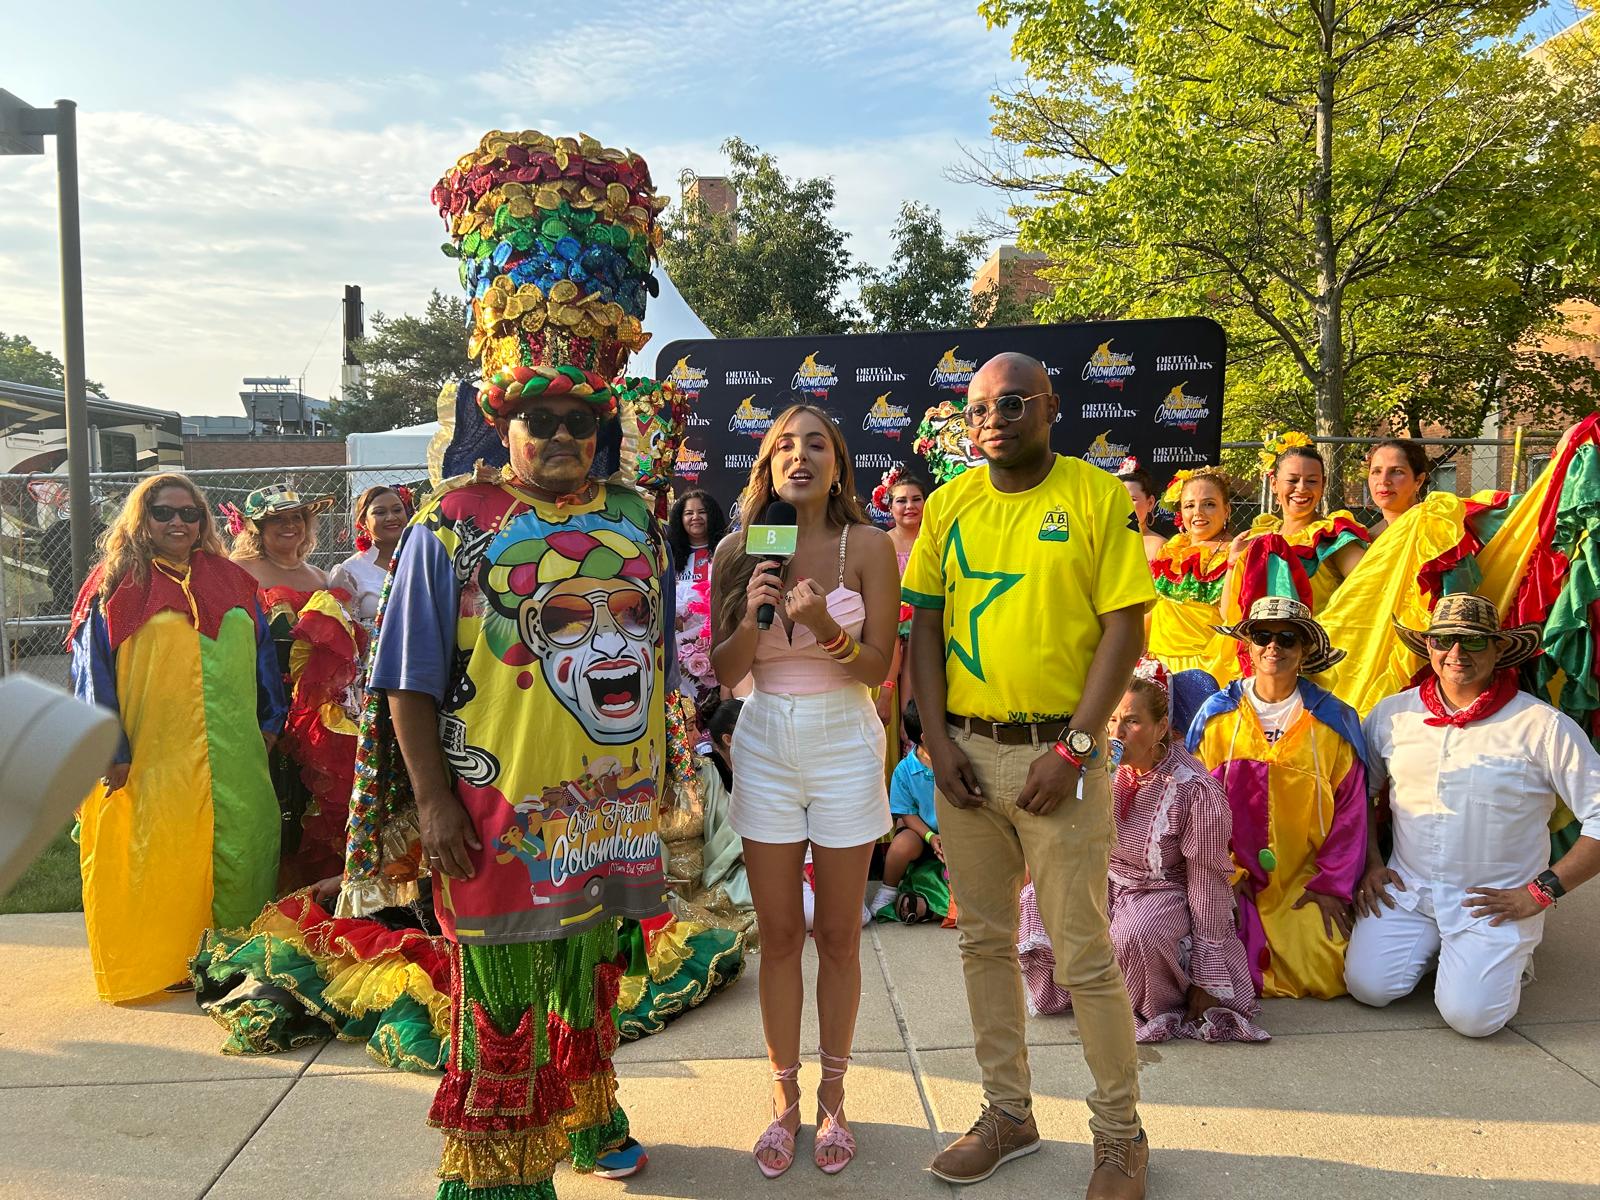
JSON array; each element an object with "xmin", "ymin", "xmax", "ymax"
[{"xmin": 0, "ymin": 91, "xmax": 93, "ymax": 590}]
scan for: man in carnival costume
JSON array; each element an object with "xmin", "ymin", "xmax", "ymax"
[
  {"xmin": 1346, "ymin": 595, "xmax": 1600, "ymax": 1035},
  {"xmin": 357, "ymin": 130, "xmax": 684, "ymax": 1200}
]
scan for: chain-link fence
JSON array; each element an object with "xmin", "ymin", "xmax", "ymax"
[
  {"xmin": 0, "ymin": 464, "xmax": 429, "ymax": 685},
  {"xmin": 0, "ymin": 432, "xmax": 1561, "ymax": 681}
]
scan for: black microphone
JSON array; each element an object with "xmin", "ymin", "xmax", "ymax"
[{"xmin": 749, "ymin": 499, "xmax": 798, "ymax": 631}]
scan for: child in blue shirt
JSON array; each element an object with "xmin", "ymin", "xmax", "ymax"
[{"xmin": 869, "ymin": 702, "xmax": 944, "ymax": 920}]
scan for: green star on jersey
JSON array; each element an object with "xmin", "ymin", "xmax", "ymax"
[{"xmin": 942, "ymin": 520, "xmax": 1023, "ymax": 681}]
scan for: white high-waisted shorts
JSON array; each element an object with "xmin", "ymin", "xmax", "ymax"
[{"xmin": 730, "ymin": 685, "xmax": 891, "ymax": 848}]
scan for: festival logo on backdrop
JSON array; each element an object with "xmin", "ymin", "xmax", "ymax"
[
  {"xmin": 1153, "ymin": 383, "xmax": 1211, "ymax": 433},
  {"xmin": 790, "ymin": 353, "xmax": 839, "ymax": 398},
  {"xmin": 1083, "ymin": 431, "xmax": 1134, "ymax": 472},
  {"xmin": 666, "ymin": 355, "xmax": 710, "ymax": 400},
  {"xmin": 856, "ymin": 364, "xmax": 907, "ymax": 384},
  {"xmin": 862, "ymin": 392, "xmax": 912, "ymax": 440},
  {"xmin": 1152, "ymin": 445, "xmax": 1210, "ymax": 465},
  {"xmin": 728, "ymin": 395, "xmax": 777, "ymax": 439},
  {"xmin": 928, "ymin": 346, "xmax": 978, "ymax": 393},
  {"xmin": 725, "ymin": 367, "xmax": 774, "ymax": 386},
  {"xmin": 1082, "ymin": 341, "xmax": 1137, "ymax": 389},
  {"xmin": 675, "ymin": 443, "xmax": 708, "ymax": 482}
]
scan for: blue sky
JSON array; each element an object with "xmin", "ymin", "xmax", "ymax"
[
  {"xmin": 0, "ymin": 1, "xmax": 1019, "ymax": 415},
  {"xmin": 0, "ymin": 1, "xmax": 1585, "ymax": 416}
]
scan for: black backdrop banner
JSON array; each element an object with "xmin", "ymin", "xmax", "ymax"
[{"xmin": 654, "ymin": 318, "xmax": 1225, "ymax": 520}]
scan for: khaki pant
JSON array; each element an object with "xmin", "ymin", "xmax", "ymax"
[{"xmin": 936, "ymin": 724, "xmax": 1141, "ymax": 1139}]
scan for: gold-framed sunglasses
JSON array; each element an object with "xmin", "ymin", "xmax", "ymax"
[{"xmin": 962, "ymin": 390, "xmax": 1051, "ymax": 429}]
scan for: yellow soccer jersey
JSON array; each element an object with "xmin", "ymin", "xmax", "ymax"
[{"xmin": 903, "ymin": 456, "xmax": 1155, "ymax": 723}]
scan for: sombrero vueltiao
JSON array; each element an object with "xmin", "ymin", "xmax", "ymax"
[
  {"xmin": 1214, "ymin": 595, "xmax": 1345, "ymax": 674},
  {"xmin": 1392, "ymin": 594, "xmax": 1542, "ymax": 670},
  {"xmin": 240, "ymin": 484, "xmax": 334, "ymax": 521}
]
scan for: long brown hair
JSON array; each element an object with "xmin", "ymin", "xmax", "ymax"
[
  {"xmin": 717, "ymin": 402, "xmax": 869, "ymax": 633},
  {"xmin": 97, "ymin": 473, "xmax": 226, "ymax": 599}
]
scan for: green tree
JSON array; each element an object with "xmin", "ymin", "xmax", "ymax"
[
  {"xmin": 979, "ymin": 0, "xmax": 1600, "ymax": 439},
  {"xmin": 855, "ymin": 202, "xmax": 988, "ymax": 331},
  {"xmin": 660, "ymin": 138, "xmax": 858, "ymax": 337},
  {"xmin": 0, "ymin": 331, "xmax": 106, "ymax": 396},
  {"xmin": 328, "ymin": 291, "xmax": 473, "ymax": 434}
]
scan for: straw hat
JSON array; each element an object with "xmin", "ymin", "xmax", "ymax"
[
  {"xmin": 1214, "ymin": 595, "xmax": 1345, "ymax": 674},
  {"xmin": 1393, "ymin": 594, "xmax": 1542, "ymax": 670}
]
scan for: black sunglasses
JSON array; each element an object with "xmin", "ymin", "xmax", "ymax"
[
  {"xmin": 1427, "ymin": 634, "xmax": 1490, "ymax": 653},
  {"xmin": 1249, "ymin": 629, "xmax": 1302, "ymax": 650},
  {"xmin": 513, "ymin": 408, "xmax": 600, "ymax": 440},
  {"xmin": 962, "ymin": 391, "xmax": 1049, "ymax": 429},
  {"xmin": 148, "ymin": 504, "xmax": 203, "ymax": 524}
]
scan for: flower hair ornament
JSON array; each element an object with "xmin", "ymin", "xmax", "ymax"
[
  {"xmin": 872, "ymin": 462, "xmax": 909, "ymax": 513},
  {"xmin": 218, "ymin": 502, "xmax": 246, "ymax": 538},
  {"xmin": 1115, "ymin": 455, "xmax": 1140, "ymax": 476},
  {"xmin": 1257, "ymin": 431, "xmax": 1314, "ymax": 473},
  {"xmin": 354, "ymin": 485, "xmax": 418, "ymax": 552},
  {"xmin": 1131, "ymin": 656, "xmax": 1170, "ymax": 696},
  {"xmin": 1160, "ymin": 469, "xmax": 1197, "ymax": 508}
]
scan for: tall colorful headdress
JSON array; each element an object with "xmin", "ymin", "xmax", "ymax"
[
  {"xmin": 428, "ymin": 130, "xmax": 691, "ymax": 511},
  {"xmin": 431, "ymin": 130, "xmax": 667, "ymax": 423}
]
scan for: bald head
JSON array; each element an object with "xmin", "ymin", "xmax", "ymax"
[{"xmin": 970, "ymin": 352, "xmax": 1051, "ymax": 399}]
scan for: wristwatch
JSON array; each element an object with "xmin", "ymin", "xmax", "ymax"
[
  {"xmin": 1537, "ymin": 869, "xmax": 1567, "ymax": 900},
  {"xmin": 1064, "ymin": 729, "xmax": 1097, "ymax": 760}
]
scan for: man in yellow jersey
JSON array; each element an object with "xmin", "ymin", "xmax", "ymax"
[{"xmin": 905, "ymin": 352, "xmax": 1154, "ymax": 1199}]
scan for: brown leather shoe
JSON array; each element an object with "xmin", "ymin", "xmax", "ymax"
[
  {"xmin": 929, "ymin": 1105, "xmax": 1041, "ymax": 1184},
  {"xmin": 1086, "ymin": 1129, "xmax": 1148, "ymax": 1199}
]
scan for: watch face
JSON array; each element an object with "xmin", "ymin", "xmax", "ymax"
[{"xmin": 1067, "ymin": 730, "xmax": 1095, "ymax": 756}]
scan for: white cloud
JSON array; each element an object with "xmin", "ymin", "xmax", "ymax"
[{"xmin": 0, "ymin": 5, "xmax": 1021, "ymax": 416}]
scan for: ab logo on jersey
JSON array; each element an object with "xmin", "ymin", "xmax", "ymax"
[{"xmin": 1038, "ymin": 509, "xmax": 1071, "ymax": 543}]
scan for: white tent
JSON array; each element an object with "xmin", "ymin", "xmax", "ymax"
[{"xmin": 344, "ymin": 266, "xmax": 713, "ymax": 475}]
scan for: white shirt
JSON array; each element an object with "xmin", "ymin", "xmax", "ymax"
[
  {"xmin": 328, "ymin": 547, "xmax": 388, "ymax": 626},
  {"xmin": 1243, "ymin": 678, "xmax": 1304, "ymax": 744},
  {"xmin": 1363, "ymin": 689, "xmax": 1600, "ymax": 935}
]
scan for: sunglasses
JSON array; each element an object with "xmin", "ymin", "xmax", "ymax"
[
  {"xmin": 1249, "ymin": 629, "xmax": 1302, "ymax": 650},
  {"xmin": 1427, "ymin": 634, "xmax": 1490, "ymax": 653},
  {"xmin": 148, "ymin": 504, "xmax": 203, "ymax": 524},
  {"xmin": 538, "ymin": 588, "xmax": 654, "ymax": 647},
  {"xmin": 962, "ymin": 391, "xmax": 1049, "ymax": 429},
  {"xmin": 513, "ymin": 408, "xmax": 600, "ymax": 440}
]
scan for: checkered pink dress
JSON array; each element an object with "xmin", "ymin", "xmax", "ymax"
[{"xmin": 1019, "ymin": 745, "xmax": 1268, "ymax": 1043}]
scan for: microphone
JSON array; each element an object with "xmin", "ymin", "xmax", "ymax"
[{"xmin": 747, "ymin": 499, "xmax": 799, "ymax": 631}]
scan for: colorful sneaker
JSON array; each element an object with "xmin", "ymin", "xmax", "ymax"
[{"xmin": 593, "ymin": 1137, "xmax": 648, "ymax": 1180}]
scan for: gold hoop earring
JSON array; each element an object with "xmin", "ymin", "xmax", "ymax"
[{"xmin": 829, "ymin": 481, "xmax": 841, "ymax": 497}]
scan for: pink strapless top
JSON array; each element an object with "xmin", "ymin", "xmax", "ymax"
[{"xmin": 751, "ymin": 587, "xmax": 867, "ymax": 696}]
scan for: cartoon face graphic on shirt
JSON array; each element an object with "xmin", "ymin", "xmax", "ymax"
[{"xmin": 519, "ymin": 574, "xmax": 659, "ymax": 744}]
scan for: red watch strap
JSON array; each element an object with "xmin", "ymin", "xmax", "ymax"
[{"xmin": 1052, "ymin": 740, "xmax": 1081, "ymax": 769}]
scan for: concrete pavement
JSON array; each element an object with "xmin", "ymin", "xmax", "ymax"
[{"xmin": 2, "ymin": 886, "xmax": 1598, "ymax": 1199}]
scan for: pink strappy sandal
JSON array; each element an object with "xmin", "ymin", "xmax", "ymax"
[
  {"xmin": 753, "ymin": 1062, "xmax": 802, "ymax": 1179},
  {"xmin": 814, "ymin": 1050, "xmax": 856, "ymax": 1174}
]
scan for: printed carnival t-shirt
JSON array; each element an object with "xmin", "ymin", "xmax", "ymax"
[
  {"xmin": 902, "ymin": 456, "xmax": 1155, "ymax": 723},
  {"xmin": 370, "ymin": 477, "xmax": 669, "ymax": 945}
]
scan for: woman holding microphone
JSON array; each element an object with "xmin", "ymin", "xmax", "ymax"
[{"xmin": 711, "ymin": 401, "xmax": 900, "ymax": 1179}]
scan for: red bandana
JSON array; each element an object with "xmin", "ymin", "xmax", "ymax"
[{"xmin": 1419, "ymin": 668, "xmax": 1520, "ymax": 728}]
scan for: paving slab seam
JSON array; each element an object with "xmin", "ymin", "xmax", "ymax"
[
  {"xmin": 869, "ymin": 922, "xmax": 959, "ymax": 1193},
  {"xmin": 1504, "ymin": 1026, "xmax": 1600, "ymax": 1090},
  {"xmin": 0, "ymin": 1074, "xmax": 311, "ymax": 1090},
  {"xmin": 196, "ymin": 1047, "xmax": 317, "ymax": 1197}
]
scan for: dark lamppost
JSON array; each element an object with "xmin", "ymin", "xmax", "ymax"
[{"xmin": 1, "ymin": 90, "xmax": 92, "ymax": 590}]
